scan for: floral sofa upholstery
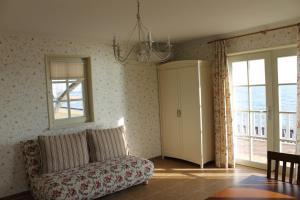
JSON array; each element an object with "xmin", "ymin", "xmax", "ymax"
[{"xmin": 22, "ymin": 140, "xmax": 154, "ymax": 200}]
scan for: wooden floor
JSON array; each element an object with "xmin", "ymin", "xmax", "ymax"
[
  {"xmin": 4, "ymin": 157, "xmax": 266, "ymax": 200},
  {"xmin": 101, "ymin": 157, "xmax": 265, "ymax": 200}
]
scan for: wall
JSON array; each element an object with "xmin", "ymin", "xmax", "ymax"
[
  {"xmin": 174, "ymin": 26, "xmax": 298, "ymax": 60},
  {"xmin": 0, "ymin": 33, "xmax": 161, "ymax": 197}
]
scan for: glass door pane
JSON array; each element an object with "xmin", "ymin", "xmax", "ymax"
[
  {"xmin": 277, "ymin": 56, "xmax": 297, "ymax": 154},
  {"xmin": 234, "ymin": 112, "xmax": 250, "ymax": 160},
  {"xmin": 232, "ymin": 58, "xmax": 268, "ymax": 164},
  {"xmin": 249, "ymin": 59, "xmax": 267, "ymax": 163},
  {"xmin": 232, "ymin": 61, "xmax": 249, "ymax": 161}
]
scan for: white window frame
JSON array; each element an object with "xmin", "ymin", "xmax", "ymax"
[
  {"xmin": 228, "ymin": 46, "xmax": 297, "ymax": 169},
  {"xmin": 271, "ymin": 48, "xmax": 298, "ymax": 155},
  {"xmin": 45, "ymin": 55, "xmax": 94, "ymax": 128}
]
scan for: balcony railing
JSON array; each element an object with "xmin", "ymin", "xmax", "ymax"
[{"xmin": 234, "ymin": 125, "xmax": 296, "ymax": 141}]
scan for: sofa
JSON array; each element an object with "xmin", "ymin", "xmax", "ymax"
[{"xmin": 21, "ymin": 127, "xmax": 154, "ymax": 200}]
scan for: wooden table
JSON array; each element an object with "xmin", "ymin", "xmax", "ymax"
[{"xmin": 207, "ymin": 175, "xmax": 300, "ymax": 200}]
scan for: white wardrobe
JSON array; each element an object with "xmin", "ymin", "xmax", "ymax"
[{"xmin": 158, "ymin": 60, "xmax": 214, "ymax": 167}]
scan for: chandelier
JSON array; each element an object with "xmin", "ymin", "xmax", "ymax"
[{"xmin": 113, "ymin": 0, "xmax": 172, "ymax": 64}]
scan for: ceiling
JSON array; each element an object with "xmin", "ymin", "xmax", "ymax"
[{"xmin": 0, "ymin": 0, "xmax": 300, "ymax": 43}]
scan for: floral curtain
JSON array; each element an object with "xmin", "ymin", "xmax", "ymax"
[
  {"xmin": 214, "ymin": 40, "xmax": 234, "ymax": 168},
  {"xmin": 296, "ymin": 26, "xmax": 300, "ymax": 155}
]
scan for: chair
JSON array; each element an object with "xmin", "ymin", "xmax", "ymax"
[{"xmin": 267, "ymin": 151, "xmax": 300, "ymax": 184}]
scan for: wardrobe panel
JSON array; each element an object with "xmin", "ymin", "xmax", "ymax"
[
  {"xmin": 159, "ymin": 69, "xmax": 181, "ymax": 157},
  {"xmin": 199, "ymin": 63, "xmax": 214, "ymax": 163},
  {"xmin": 179, "ymin": 66, "xmax": 202, "ymax": 164}
]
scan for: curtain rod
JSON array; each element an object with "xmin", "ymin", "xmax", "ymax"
[{"xmin": 208, "ymin": 22, "xmax": 300, "ymax": 44}]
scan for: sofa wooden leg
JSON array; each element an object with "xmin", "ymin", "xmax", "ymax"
[{"xmin": 143, "ymin": 181, "xmax": 149, "ymax": 185}]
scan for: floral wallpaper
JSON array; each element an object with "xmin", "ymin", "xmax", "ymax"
[
  {"xmin": 0, "ymin": 33, "xmax": 161, "ymax": 197},
  {"xmin": 174, "ymin": 26, "xmax": 298, "ymax": 60}
]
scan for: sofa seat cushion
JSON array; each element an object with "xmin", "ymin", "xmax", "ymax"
[{"xmin": 31, "ymin": 156, "xmax": 154, "ymax": 200}]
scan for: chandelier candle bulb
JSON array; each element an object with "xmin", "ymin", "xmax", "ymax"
[{"xmin": 148, "ymin": 32, "xmax": 152, "ymax": 49}]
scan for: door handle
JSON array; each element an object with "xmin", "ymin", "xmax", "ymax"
[{"xmin": 177, "ymin": 109, "xmax": 182, "ymax": 117}]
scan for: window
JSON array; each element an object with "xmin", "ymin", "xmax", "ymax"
[
  {"xmin": 229, "ymin": 47, "xmax": 297, "ymax": 168},
  {"xmin": 231, "ymin": 54, "xmax": 269, "ymax": 164},
  {"xmin": 277, "ymin": 55, "xmax": 297, "ymax": 154},
  {"xmin": 46, "ymin": 56, "xmax": 93, "ymax": 128}
]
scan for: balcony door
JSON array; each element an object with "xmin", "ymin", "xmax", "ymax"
[
  {"xmin": 229, "ymin": 48, "xmax": 297, "ymax": 168},
  {"xmin": 273, "ymin": 49, "xmax": 297, "ymax": 155}
]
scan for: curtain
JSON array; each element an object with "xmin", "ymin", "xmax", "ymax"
[
  {"xmin": 214, "ymin": 40, "xmax": 234, "ymax": 168},
  {"xmin": 296, "ymin": 26, "xmax": 300, "ymax": 155}
]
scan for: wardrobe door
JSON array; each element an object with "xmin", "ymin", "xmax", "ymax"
[
  {"xmin": 198, "ymin": 63, "xmax": 214, "ymax": 164},
  {"xmin": 159, "ymin": 69, "xmax": 181, "ymax": 158},
  {"xmin": 179, "ymin": 66, "xmax": 202, "ymax": 165}
]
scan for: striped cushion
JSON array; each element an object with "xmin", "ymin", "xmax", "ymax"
[
  {"xmin": 87, "ymin": 126, "xmax": 128, "ymax": 162},
  {"xmin": 38, "ymin": 132, "xmax": 89, "ymax": 174}
]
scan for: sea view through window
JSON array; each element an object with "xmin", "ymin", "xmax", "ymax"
[{"xmin": 230, "ymin": 51, "xmax": 297, "ymax": 166}]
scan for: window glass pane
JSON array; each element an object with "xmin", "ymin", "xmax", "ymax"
[
  {"xmin": 54, "ymin": 102, "xmax": 68, "ymax": 119},
  {"xmin": 69, "ymin": 82, "xmax": 83, "ymax": 100},
  {"xmin": 52, "ymin": 82, "xmax": 67, "ymax": 100},
  {"xmin": 278, "ymin": 56, "xmax": 297, "ymax": 84},
  {"xmin": 250, "ymin": 86, "xmax": 266, "ymax": 111},
  {"xmin": 251, "ymin": 112, "xmax": 267, "ymax": 163},
  {"xmin": 70, "ymin": 101, "xmax": 84, "ymax": 117},
  {"xmin": 280, "ymin": 142, "xmax": 296, "ymax": 154},
  {"xmin": 233, "ymin": 87, "xmax": 248, "ymax": 110},
  {"xmin": 233, "ymin": 112, "xmax": 249, "ymax": 136},
  {"xmin": 253, "ymin": 139, "xmax": 267, "ymax": 163},
  {"xmin": 250, "ymin": 112, "xmax": 267, "ymax": 137},
  {"xmin": 235, "ymin": 138, "xmax": 250, "ymax": 161},
  {"xmin": 232, "ymin": 61, "xmax": 248, "ymax": 85},
  {"xmin": 249, "ymin": 59, "xmax": 265, "ymax": 85},
  {"xmin": 279, "ymin": 113, "xmax": 296, "ymax": 141},
  {"xmin": 278, "ymin": 85, "xmax": 296, "ymax": 112}
]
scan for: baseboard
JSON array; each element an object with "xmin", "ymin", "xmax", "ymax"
[
  {"xmin": 0, "ymin": 191, "xmax": 32, "ymax": 200},
  {"xmin": 148, "ymin": 155, "xmax": 162, "ymax": 160}
]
